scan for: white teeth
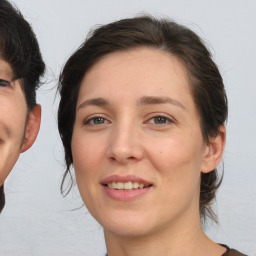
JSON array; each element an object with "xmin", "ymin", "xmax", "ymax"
[
  {"xmin": 133, "ymin": 182, "xmax": 139, "ymax": 189},
  {"xmin": 124, "ymin": 181, "xmax": 133, "ymax": 190},
  {"xmin": 116, "ymin": 182, "xmax": 124, "ymax": 189},
  {"xmin": 108, "ymin": 182, "xmax": 116, "ymax": 189},
  {"xmin": 107, "ymin": 181, "xmax": 146, "ymax": 190}
]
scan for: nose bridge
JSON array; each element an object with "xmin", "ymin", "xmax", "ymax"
[{"xmin": 107, "ymin": 117, "xmax": 143, "ymax": 163}]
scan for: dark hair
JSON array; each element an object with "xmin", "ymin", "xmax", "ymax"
[
  {"xmin": 0, "ymin": 0, "xmax": 45, "ymax": 110},
  {"xmin": 0, "ymin": 185, "xmax": 5, "ymax": 213},
  {"xmin": 0, "ymin": 0, "xmax": 45, "ymax": 213},
  {"xmin": 58, "ymin": 15, "xmax": 228, "ymax": 222}
]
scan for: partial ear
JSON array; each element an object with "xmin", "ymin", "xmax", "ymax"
[
  {"xmin": 201, "ymin": 125, "xmax": 226, "ymax": 173},
  {"xmin": 21, "ymin": 104, "xmax": 41, "ymax": 153}
]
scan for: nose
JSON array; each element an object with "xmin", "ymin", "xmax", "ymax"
[{"xmin": 106, "ymin": 123, "xmax": 144, "ymax": 164}]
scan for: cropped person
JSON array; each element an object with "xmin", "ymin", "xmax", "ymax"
[
  {"xmin": 58, "ymin": 16, "xmax": 245, "ymax": 256},
  {"xmin": 0, "ymin": 0, "xmax": 45, "ymax": 213}
]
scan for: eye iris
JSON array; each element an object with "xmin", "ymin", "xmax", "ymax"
[
  {"xmin": 154, "ymin": 116, "xmax": 166, "ymax": 124},
  {"xmin": 94, "ymin": 117, "xmax": 104, "ymax": 124}
]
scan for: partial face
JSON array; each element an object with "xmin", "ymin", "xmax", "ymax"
[
  {"xmin": 72, "ymin": 48, "xmax": 214, "ymax": 237},
  {"xmin": 0, "ymin": 59, "xmax": 28, "ymax": 185}
]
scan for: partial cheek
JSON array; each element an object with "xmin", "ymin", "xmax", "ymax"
[
  {"xmin": 151, "ymin": 139, "xmax": 190, "ymax": 168},
  {"xmin": 150, "ymin": 138, "xmax": 201, "ymax": 186},
  {"xmin": 72, "ymin": 151, "xmax": 91, "ymax": 201},
  {"xmin": 72, "ymin": 135, "xmax": 99, "ymax": 178},
  {"xmin": 72, "ymin": 140, "xmax": 99, "ymax": 209}
]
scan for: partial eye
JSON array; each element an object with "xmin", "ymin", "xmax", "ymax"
[
  {"xmin": 148, "ymin": 116, "xmax": 173, "ymax": 124},
  {"xmin": 0, "ymin": 79, "xmax": 10, "ymax": 87},
  {"xmin": 84, "ymin": 116, "xmax": 108, "ymax": 125}
]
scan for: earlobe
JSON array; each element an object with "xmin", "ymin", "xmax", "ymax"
[
  {"xmin": 21, "ymin": 104, "xmax": 41, "ymax": 153},
  {"xmin": 201, "ymin": 125, "xmax": 226, "ymax": 173}
]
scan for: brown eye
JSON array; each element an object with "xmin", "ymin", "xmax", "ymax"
[
  {"xmin": 154, "ymin": 116, "xmax": 168, "ymax": 124},
  {"xmin": 0, "ymin": 79, "xmax": 10, "ymax": 87}
]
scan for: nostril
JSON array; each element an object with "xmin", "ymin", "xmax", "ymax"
[
  {"xmin": 109, "ymin": 155, "xmax": 136, "ymax": 161},
  {"xmin": 110, "ymin": 156, "xmax": 116, "ymax": 161}
]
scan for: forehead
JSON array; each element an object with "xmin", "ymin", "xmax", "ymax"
[
  {"xmin": 79, "ymin": 47, "xmax": 192, "ymax": 102},
  {"xmin": 0, "ymin": 59, "xmax": 13, "ymax": 79},
  {"xmin": 87, "ymin": 47, "xmax": 188, "ymax": 78}
]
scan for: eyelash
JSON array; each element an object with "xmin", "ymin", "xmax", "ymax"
[{"xmin": 0, "ymin": 79, "xmax": 10, "ymax": 88}]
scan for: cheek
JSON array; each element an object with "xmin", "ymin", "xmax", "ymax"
[
  {"xmin": 0, "ymin": 106, "xmax": 27, "ymax": 184},
  {"xmin": 149, "ymin": 135, "xmax": 201, "ymax": 168},
  {"xmin": 147, "ymin": 137, "xmax": 203, "ymax": 214},
  {"xmin": 0, "ymin": 94, "xmax": 27, "ymax": 134},
  {"xmin": 71, "ymin": 130, "xmax": 105, "ymax": 181},
  {"xmin": 147, "ymin": 133, "xmax": 204, "ymax": 189},
  {"xmin": 71, "ymin": 130, "xmax": 108, "ymax": 213},
  {"xmin": 0, "ymin": 102, "xmax": 27, "ymax": 147}
]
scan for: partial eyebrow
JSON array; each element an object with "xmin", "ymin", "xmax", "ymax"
[
  {"xmin": 77, "ymin": 97, "xmax": 109, "ymax": 111},
  {"xmin": 138, "ymin": 96, "xmax": 186, "ymax": 110}
]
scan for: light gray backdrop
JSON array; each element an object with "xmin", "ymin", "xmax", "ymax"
[{"xmin": 0, "ymin": 0, "xmax": 255, "ymax": 255}]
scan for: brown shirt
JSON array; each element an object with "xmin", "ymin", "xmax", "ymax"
[
  {"xmin": 105, "ymin": 245, "xmax": 248, "ymax": 256},
  {"xmin": 221, "ymin": 244, "xmax": 248, "ymax": 256}
]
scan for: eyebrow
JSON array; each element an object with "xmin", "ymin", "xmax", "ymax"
[
  {"xmin": 138, "ymin": 96, "xmax": 186, "ymax": 110},
  {"xmin": 77, "ymin": 97, "xmax": 108, "ymax": 110},
  {"xmin": 77, "ymin": 96, "xmax": 186, "ymax": 111}
]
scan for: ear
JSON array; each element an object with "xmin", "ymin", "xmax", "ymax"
[
  {"xmin": 20, "ymin": 104, "xmax": 41, "ymax": 153},
  {"xmin": 201, "ymin": 125, "xmax": 226, "ymax": 173}
]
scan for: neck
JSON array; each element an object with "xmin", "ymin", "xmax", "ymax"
[{"xmin": 104, "ymin": 216, "xmax": 225, "ymax": 256}]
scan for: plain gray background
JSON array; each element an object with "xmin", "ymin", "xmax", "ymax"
[{"xmin": 0, "ymin": 0, "xmax": 255, "ymax": 255}]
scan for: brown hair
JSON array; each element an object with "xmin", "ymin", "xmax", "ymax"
[{"xmin": 58, "ymin": 15, "xmax": 228, "ymax": 222}]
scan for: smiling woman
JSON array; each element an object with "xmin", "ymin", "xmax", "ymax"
[{"xmin": 57, "ymin": 16, "xmax": 246, "ymax": 256}]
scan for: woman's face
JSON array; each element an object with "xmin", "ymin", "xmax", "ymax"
[
  {"xmin": 0, "ymin": 59, "xmax": 28, "ymax": 185},
  {"xmin": 72, "ymin": 48, "xmax": 216, "ymax": 237}
]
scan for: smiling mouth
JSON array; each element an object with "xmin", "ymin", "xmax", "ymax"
[{"xmin": 105, "ymin": 181, "xmax": 152, "ymax": 190}]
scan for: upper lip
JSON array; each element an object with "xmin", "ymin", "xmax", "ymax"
[{"xmin": 101, "ymin": 175, "xmax": 153, "ymax": 187}]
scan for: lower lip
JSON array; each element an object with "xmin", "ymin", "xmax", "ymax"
[{"xmin": 102, "ymin": 185, "xmax": 152, "ymax": 201}]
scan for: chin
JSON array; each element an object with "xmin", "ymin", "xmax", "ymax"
[
  {"xmin": 104, "ymin": 222, "xmax": 153, "ymax": 238},
  {"xmin": 96, "ymin": 208, "xmax": 156, "ymax": 237}
]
